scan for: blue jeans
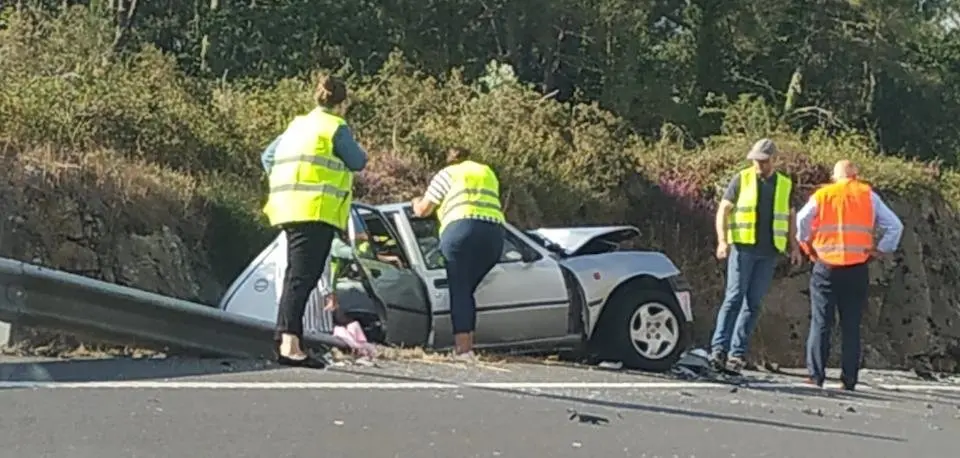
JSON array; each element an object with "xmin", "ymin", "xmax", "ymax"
[
  {"xmin": 710, "ymin": 246, "xmax": 777, "ymax": 358},
  {"xmin": 440, "ymin": 218, "xmax": 504, "ymax": 334}
]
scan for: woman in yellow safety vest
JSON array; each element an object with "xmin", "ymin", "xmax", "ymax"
[
  {"xmin": 260, "ymin": 74, "xmax": 368, "ymax": 368},
  {"xmin": 411, "ymin": 147, "xmax": 505, "ymax": 361}
]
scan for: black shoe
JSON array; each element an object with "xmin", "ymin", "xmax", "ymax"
[
  {"xmin": 841, "ymin": 375, "xmax": 856, "ymax": 391},
  {"xmin": 276, "ymin": 353, "xmax": 327, "ymax": 369}
]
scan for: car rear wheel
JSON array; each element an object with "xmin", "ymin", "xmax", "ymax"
[{"xmin": 594, "ymin": 283, "xmax": 688, "ymax": 372}]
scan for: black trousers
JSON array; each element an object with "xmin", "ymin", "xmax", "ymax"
[
  {"xmin": 276, "ymin": 221, "xmax": 336, "ymax": 339},
  {"xmin": 439, "ymin": 219, "xmax": 504, "ymax": 334},
  {"xmin": 806, "ymin": 260, "xmax": 869, "ymax": 387}
]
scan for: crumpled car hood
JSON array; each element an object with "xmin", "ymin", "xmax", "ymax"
[{"xmin": 528, "ymin": 226, "xmax": 640, "ymax": 256}]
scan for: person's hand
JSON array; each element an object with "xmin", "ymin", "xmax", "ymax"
[
  {"xmin": 790, "ymin": 246, "xmax": 804, "ymax": 266},
  {"xmin": 716, "ymin": 242, "xmax": 730, "ymax": 260},
  {"xmin": 868, "ymin": 249, "xmax": 887, "ymax": 261},
  {"xmin": 323, "ymin": 294, "xmax": 339, "ymax": 312}
]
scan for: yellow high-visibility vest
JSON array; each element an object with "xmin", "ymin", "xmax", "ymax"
[
  {"xmin": 263, "ymin": 108, "xmax": 353, "ymax": 230},
  {"xmin": 727, "ymin": 167, "xmax": 792, "ymax": 253},
  {"xmin": 436, "ymin": 160, "xmax": 505, "ymax": 235}
]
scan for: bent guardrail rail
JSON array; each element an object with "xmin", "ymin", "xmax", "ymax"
[{"xmin": 0, "ymin": 258, "xmax": 348, "ymax": 358}]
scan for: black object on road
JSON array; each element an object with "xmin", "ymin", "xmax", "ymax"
[{"xmin": 567, "ymin": 409, "xmax": 610, "ymax": 425}]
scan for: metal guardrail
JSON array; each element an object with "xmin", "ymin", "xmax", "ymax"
[{"xmin": 0, "ymin": 258, "xmax": 347, "ymax": 358}]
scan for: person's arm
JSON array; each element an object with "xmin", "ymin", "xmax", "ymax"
[
  {"xmin": 413, "ymin": 169, "xmax": 450, "ymax": 217},
  {"xmin": 787, "ymin": 180, "xmax": 800, "ymax": 254},
  {"xmin": 260, "ymin": 135, "xmax": 283, "ymax": 174},
  {"xmin": 795, "ymin": 196, "xmax": 818, "ymax": 256},
  {"xmin": 871, "ymin": 191, "xmax": 904, "ymax": 253},
  {"xmin": 715, "ymin": 176, "xmax": 739, "ymax": 244},
  {"xmin": 332, "ymin": 125, "xmax": 369, "ymax": 172}
]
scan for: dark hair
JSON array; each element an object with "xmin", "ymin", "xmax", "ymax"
[
  {"xmin": 313, "ymin": 74, "xmax": 347, "ymax": 108},
  {"xmin": 445, "ymin": 146, "xmax": 471, "ymax": 165}
]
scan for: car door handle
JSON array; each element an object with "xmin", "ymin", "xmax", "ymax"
[
  {"xmin": 433, "ymin": 278, "xmax": 448, "ymax": 289},
  {"xmin": 370, "ymin": 268, "xmax": 382, "ymax": 279}
]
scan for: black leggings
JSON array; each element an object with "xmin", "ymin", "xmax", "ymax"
[
  {"xmin": 439, "ymin": 219, "xmax": 504, "ymax": 334},
  {"xmin": 276, "ymin": 221, "xmax": 336, "ymax": 339}
]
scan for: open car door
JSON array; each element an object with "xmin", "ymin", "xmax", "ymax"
[{"xmin": 347, "ymin": 203, "xmax": 432, "ymax": 347}]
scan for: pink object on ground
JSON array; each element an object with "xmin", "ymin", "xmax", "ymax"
[{"xmin": 333, "ymin": 321, "xmax": 378, "ymax": 358}]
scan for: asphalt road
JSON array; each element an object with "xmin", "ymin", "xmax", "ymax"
[{"xmin": 0, "ymin": 356, "xmax": 958, "ymax": 458}]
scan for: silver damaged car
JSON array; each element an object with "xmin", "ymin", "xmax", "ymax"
[{"xmin": 219, "ymin": 202, "xmax": 695, "ymax": 372}]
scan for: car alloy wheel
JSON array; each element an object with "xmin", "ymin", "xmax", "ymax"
[{"xmin": 628, "ymin": 301, "xmax": 680, "ymax": 360}]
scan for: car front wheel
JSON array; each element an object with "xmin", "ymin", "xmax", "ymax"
[{"xmin": 594, "ymin": 283, "xmax": 688, "ymax": 372}]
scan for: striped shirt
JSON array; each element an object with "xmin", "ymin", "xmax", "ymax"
[{"xmin": 425, "ymin": 166, "xmax": 502, "ymax": 223}]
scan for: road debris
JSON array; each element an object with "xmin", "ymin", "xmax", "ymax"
[
  {"xmin": 567, "ymin": 409, "xmax": 610, "ymax": 425},
  {"xmin": 801, "ymin": 407, "xmax": 825, "ymax": 417}
]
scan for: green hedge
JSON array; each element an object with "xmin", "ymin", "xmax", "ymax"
[{"xmin": 2, "ymin": 8, "xmax": 953, "ymax": 285}]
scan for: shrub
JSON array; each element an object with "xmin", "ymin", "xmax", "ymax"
[{"xmin": 4, "ymin": 6, "xmax": 958, "ymax": 338}]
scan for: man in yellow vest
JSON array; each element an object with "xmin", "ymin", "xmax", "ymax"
[
  {"xmin": 260, "ymin": 74, "xmax": 368, "ymax": 368},
  {"xmin": 411, "ymin": 147, "xmax": 505, "ymax": 362},
  {"xmin": 709, "ymin": 138, "xmax": 804, "ymax": 373}
]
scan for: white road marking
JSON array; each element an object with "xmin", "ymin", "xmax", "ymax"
[{"xmin": 0, "ymin": 380, "xmax": 957, "ymax": 392}]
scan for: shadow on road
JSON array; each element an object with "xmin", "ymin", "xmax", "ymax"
[
  {"xmin": 0, "ymin": 357, "xmax": 277, "ymax": 386},
  {"xmin": 762, "ymin": 371, "xmax": 960, "ymax": 406},
  {"xmin": 750, "ymin": 384, "xmax": 960, "ymax": 407},
  {"xmin": 333, "ymin": 367, "xmax": 906, "ymax": 443},
  {"xmin": 484, "ymin": 386, "xmax": 906, "ymax": 443}
]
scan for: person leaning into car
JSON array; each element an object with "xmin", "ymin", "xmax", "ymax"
[
  {"xmin": 411, "ymin": 147, "xmax": 505, "ymax": 362},
  {"xmin": 259, "ymin": 74, "xmax": 368, "ymax": 368}
]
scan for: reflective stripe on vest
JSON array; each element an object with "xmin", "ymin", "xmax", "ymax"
[
  {"xmin": 726, "ymin": 167, "xmax": 793, "ymax": 253},
  {"xmin": 811, "ymin": 179, "xmax": 876, "ymax": 266},
  {"xmin": 262, "ymin": 108, "xmax": 353, "ymax": 230},
  {"xmin": 436, "ymin": 160, "xmax": 505, "ymax": 235}
]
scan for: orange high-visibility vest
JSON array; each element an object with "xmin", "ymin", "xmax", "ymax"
[{"xmin": 810, "ymin": 179, "xmax": 875, "ymax": 266}]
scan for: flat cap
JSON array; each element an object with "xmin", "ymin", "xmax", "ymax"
[{"xmin": 746, "ymin": 138, "xmax": 777, "ymax": 160}]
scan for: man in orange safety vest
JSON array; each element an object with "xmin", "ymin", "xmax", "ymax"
[{"xmin": 795, "ymin": 160, "xmax": 903, "ymax": 391}]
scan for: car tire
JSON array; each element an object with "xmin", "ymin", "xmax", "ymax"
[{"xmin": 594, "ymin": 282, "xmax": 689, "ymax": 372}]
